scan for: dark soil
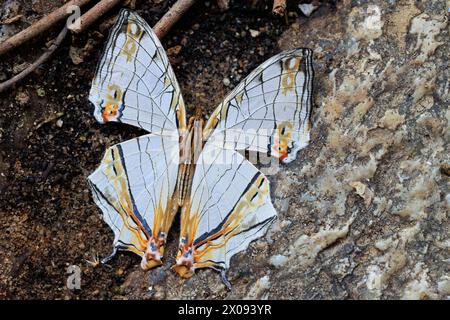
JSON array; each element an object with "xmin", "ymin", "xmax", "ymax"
[{"xmin": 0, "ymin": 0, "xmax": 325, "ymax": 299}]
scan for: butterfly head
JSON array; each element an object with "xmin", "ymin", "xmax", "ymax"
[
  {"xmin": 140, "ymin": 237, "xmax": 164, "ymax": 270},
  {"xmin": 172, "ymin": 240, "xmax": 195, "ymax": 278}
]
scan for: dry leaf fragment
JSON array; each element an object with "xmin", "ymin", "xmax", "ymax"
[{"xmin": 1, "ymin": 14, "xmax": 23, "ymax": 25}]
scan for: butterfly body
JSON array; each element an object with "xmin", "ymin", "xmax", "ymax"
[
  {"xmin": 88, "ymin": 9, "xmax": 314, "ymax": 282},
  {"xmin": 176, "ymin": 116, "xmax": 204, "ymax": 207}
]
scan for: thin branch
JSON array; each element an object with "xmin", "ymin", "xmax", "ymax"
[
  {"xmin": 0, "ymin": 0, "xmax": 91, "ymax": 56},
  {"xmin": 68, "ymin": 0, "xmax": 123, "ymax": 33},
  {"xmin": 272, "ymin": 0, "xmax": 286, "ymax": 16},
  {"xmin": 0, "ymin": 0, "xmax": 198, "ymax": 92},
  {"xmin": 0, "ymin": 26, "xmax": 68, "ymax": 93},
  {"xmin": 153, "ymin": 0, "xmax": 198, "ymax": 38}
]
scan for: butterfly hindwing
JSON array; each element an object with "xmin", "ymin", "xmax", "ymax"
[
  {"xmin": 88, "ymin": 133, "xmax": 179, "ymax": 267},
  {"xmin": 204, "ymin": 48, "xmax": 314, "ymax": 163},
  {"xmin": 89, "ymin": 9, "xmax": 187, "ymax": 133},
  {"xmin": 174, "ymin": 141, "xmax": 277, "ymax": 277}
]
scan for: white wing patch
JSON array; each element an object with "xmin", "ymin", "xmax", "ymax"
[
  {"xmin": 89, "ymin": 9, "xmax": 187, "ymax": 133},
  {"xmin": 204, "ymin": 48, "xmax": 314, "ymax": 163},
  {"xmin": 173, "ymin": 142, "xmax": 277, "ymax": 277}
]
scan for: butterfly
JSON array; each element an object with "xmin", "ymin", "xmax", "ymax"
[{"xmin": 87, "ymin": 9, "xmax": 314, "ymax": 285}]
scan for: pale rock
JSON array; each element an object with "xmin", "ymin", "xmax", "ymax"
[
  {"xmin": 245, "ymin": 275, "xmax": 270, "ymax": 299},
  {"xmin": 298, "ymin": 3, "xmax": 318, "ymax": 17}
]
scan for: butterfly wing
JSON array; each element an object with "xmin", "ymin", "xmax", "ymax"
[
  {"xmin": 203, "ymin": 48, "xmax": 314, "ymax": 163},
  {"xmin": 88, "ymin": 133, "xmax": 179, "ymax": 269},
  {"xmin": 89, "ymin": 9, "xmax": 187, "ymax": 133},
  {"xmin": 173, "ymin": 141, "xmax": 276, "ymax": 278}
]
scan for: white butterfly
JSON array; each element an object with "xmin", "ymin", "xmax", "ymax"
[{"xmin": 87, "ymin": 9, "xmax": 314, "ymax": 284}]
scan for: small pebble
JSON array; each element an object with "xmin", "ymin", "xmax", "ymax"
[
  {"xmin": 270, "ymin": 254, "xmax": 288, "ymax": 268},
  {"xmin": 249, "ymin": 29, "xmax": 260, "ymax": 37},
  {"xmin": 298, "ymin": 3, "xmax": 319, "ymax": 17},
  {"xmin": 15, "ymin": 91, "xmax": 30, "ymax": 106},
  {"xmin": 116, "ymin": 268, "xmax": 124, "ymax": 276},
  {"xmin": 223, "ymin": 77, "xmax": 231, "ymax": 86}
]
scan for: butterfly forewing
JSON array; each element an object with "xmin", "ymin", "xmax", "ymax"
[
  {"xmin": 89, "ymin": 9, "xmax": 187, "ymax": 133},
  {"xmin": 204, "ymin": 48, "xmax": 314, "ymax": 163}
]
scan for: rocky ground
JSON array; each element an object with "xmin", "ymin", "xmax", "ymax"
[{"xmin": 0, "ymin": 0, "xmax": 448, "ymax": 299}]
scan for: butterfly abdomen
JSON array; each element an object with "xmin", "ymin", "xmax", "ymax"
[{"xmin": 177, "ymin": 163, "xmax": 194, "ymax": 207}]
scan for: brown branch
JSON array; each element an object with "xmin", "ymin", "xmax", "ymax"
[
  {"xmin": 0, "ymin": 0, "xmax": 91, "ymax": 56},
  {"xmin": 0, "ymin": 0, "xmax": 198, "ymax": 92},
  {"xmin": 68, "ymin": 0, "xmax": 123, "ymax": 33},
  {"xmin": 0, "ymin": 26, "xmax": 68, "ymax": 93},
  {"xmin": 153, "ymin": 0, "xmax": 198, "ymax": 38},
  {"xmin": 272, "ymin": 0, "xmax": 286, "ymax": 16}
]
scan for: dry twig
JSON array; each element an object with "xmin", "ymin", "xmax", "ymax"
[
  {"xmin": 1, "ymin": 15, "xmax": 23, "ymax": 25},
  {"xmin": 0, "ymin": 0, "xmax": 198, "ymax": 92},
  {"xmin": 0, "ymin": 0, "xmax": 91, "ymax": 56},
  {"xmin": 0, "ymin": 26, "xmax": 68, "ymax": 93},
  {"xmin": 272, "ymin": 0, "xmax": 286, "ymax": 16},
  {"xmin": 153, "ymin": 0, "xmax": 198, "ymax": 38},
  {"xmin": 68, "ymin": 0, "xmax": 123, "ymax": 33}
]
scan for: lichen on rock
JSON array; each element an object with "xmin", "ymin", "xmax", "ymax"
[{"xmin": 271, "ymin": 0, "xmax": 449, "ymax": 299}]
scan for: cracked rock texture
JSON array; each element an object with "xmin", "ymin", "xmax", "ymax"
[{"xmin": 262, "ymin": 0, "xmax": 448, "ymax": 300}]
